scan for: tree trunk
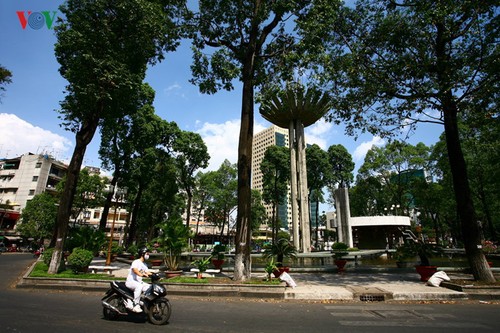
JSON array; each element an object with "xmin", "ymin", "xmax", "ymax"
[
  {"xmin": 99, "ymin": 174, "xmax": 118, "ymax": 231},
  {"xmin": 127, "ymin": 182, "xmax": 144, "ymax": 246},
  {"xmin": 186, "ymin": 189, "xmax": 192, "ymax": 230},
  {"xmin": 233, "ymin": 68, "xmax": 254, "ymax": 281},
  {"xmin": 443, "ymin": 104, "xmax": 495, "ymax": 282},
  {"xmin": 48, "ymin": 118, "xmax": 99, "ymax": 274}
]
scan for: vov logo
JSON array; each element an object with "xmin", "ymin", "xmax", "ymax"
[{"xmin": 17, "ymin": 11, "xmax": 58, "ymax": 30}]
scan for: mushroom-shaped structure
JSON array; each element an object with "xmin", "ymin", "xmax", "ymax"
[
  {"xmin": 260, "ymin": 85, "xmax": 331, "ymax": 253},
  {"xmin": 260, "ymin": 85, "xmax": 331, "ymax": 128}
]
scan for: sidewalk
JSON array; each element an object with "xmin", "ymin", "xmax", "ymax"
[{"xmin": 18, "ymin": 258, "xmax": 500, "ymax": 302}]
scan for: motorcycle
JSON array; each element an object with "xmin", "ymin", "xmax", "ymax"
[{"xmin": 101, "ymin": 272, "xmax": 171, "ymax": 325}]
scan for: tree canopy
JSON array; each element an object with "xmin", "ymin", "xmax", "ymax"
[
  {"xmin": 296, "ymin": 0, "xmax": 499, "ymax": 282},
  {"xmin": 48, "ymin": 0, "xmax": 185, "ymax": 274}
]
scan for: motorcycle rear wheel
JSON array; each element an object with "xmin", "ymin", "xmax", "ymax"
[
  {"xmin": 102, "ymin": 295, "xmax": 122, "ymax": 321},
  {"xmin": 148, "ymin": 299, "xmax": 171, "ymax": 325}
]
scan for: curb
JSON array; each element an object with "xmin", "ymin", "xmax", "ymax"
[{"xmin": 16, "ymin": 260, "xmax": 500, "ymax": 302}]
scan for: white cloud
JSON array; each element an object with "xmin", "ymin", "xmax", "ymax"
[
  {"xmin": 353, "ymin": 136, "xmax": 385, "ymax": 163},
  {"xmin": 305, "ymin": 119, "xmax": 334, "ymax": 149},
  {"xmin": 0, "ymin": 113, "xmax": 72, "ymax": 160},
  {"xmin": 196, "ymin": 119, "xmax": 266, "ymax": 171},
  {"xmin": 163, "ymin": 82, "xmax": 186, "ymax": 99}
]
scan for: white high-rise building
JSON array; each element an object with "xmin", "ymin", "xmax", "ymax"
[{"xmin": 251, "ymin": 126, "xmax": 292, "ymax": 230}]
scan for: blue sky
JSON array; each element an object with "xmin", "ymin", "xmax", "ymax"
[{"xmin": 0, "ymin": 0, "xmax": 443, "ymax": 209}]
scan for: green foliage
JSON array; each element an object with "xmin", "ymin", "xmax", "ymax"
[
  {"xmin": 17, "ymin": 193, "xmax": 58, "ymax": 242},
  {"xmin": 277, "ymin": 230, "xmax": 290, "ymax": 241},
  {"xmin": 42, "ymin": 248, "xmax": 55, "ymax": 266},
  {"xmin": 127, "ymin": 244, "xmax": 138, "ymax": 256},
  {"xmin": 395, "ymin": 241, "xmax": 442, "ymax": 266},
  {"xmin": 326, "ymin": 144, "xmax": 355, "ymax": 190},
  {"xmin": 211, "ymin": 244, "xmax": 227, "ymax": 260},
  {"xmin": 260, "ymin": 145, "xmax": 291, "ymax": 241},
  {"xmin": 48, "ymin": 0, "xmax": 184, "ymax": 274},
  {"xmin": 109, "ymin": 242, "xmax": 123, "ymax": 256},
  {"xmin": 191, "ymin": 257, "xmax": 212, "ymax": 273},
  {"xmin": 56, "ymin": 168, "xmax": 107, "ymax": 220},
  {"xmin": 30, "ymin": 262, "xmax": 117, "ymax": 280},
  {"xmin": 203, "ymin": 160, "xmax": 237, "ymax": 230},
  {"xmin": 297, "ymin": 0, "xmax": 498, "ymax": 281},
  {"xmin": 0, "ymin": 64, "xmax": 12, "ymax": 97},
  {"xmin": 65, "ymin": 226, "xmax": 106, "ymax": 255},
  {"xmin": 67, "ymin": 248, "xmax": 94, "ymax": 273},
  {"xmin": 263, "ymin": 238, "xmax": 297, "ymax": 264},
  {"xmin": 156, "ymin": 217, "xmax": 191, "ymax": 271},
  {"xmin": 264, "ymin": 258, "xmax": 278, "ymax": 281},
  {"xmin": 188, "ymin": 0, "xmax": 309, "ymax": 280},
  {"xmin": 173, "ymin": 130, "xmax": 210, "ymax": 227},
  {"xmin": 250, "ymin": 189, "xmax": 267, "ymax": 232},
  {"xmin": 331, "ymin": 242, "xmax": 349, "ymax": 259}
]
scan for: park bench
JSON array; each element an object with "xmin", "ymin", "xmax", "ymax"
[
  {"xmin": 88, "ymin": 265, "xmax": 121, "ymax": 275},
  {"xmin": 189, "ymin": 268, "xmax": 221, "ymax": 277}
]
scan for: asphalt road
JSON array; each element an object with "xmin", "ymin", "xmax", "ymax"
[{"xmin": 1, "ymin": 253, "xmax": 500, "ymax": 333}]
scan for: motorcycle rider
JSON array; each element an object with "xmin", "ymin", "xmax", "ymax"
[{"xmin": 125, "ymin": 246, "xmax": 153, "ymax": 313}]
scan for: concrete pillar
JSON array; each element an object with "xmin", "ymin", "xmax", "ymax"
[
  {"xmin": 334, "ymin": 187, "xmax": 352, "ymax": 248},
  {"xmin": 297, "ymin": 122, "xmax": 311, "ymax": 253},
  {"xmin": 288, "ymin": 122, "xmax": 300, "ymax": 250}
]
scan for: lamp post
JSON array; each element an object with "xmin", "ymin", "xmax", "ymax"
[{"xmin": 105, "ymin": 186, "xmax": 125, "ymax": 266}]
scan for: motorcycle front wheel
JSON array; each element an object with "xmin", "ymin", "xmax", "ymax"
[
  {"xmin": 148, "ymin": 298, "xmax": 171, "ymax": 325},
  {"xmin": 102, "ymin": 295, "xmax": 122, "ymax": 321}
]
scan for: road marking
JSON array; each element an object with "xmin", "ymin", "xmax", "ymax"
[{"xmin": 338, "ymin": 321, "xmax": 490, "ymax": 328}]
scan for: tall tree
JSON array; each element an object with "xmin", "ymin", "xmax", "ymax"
[
  {"xmin": 98, "ymin": 83, "xmax": 157, "ymax": 231},
  {"xmin": 49, "ymin": 0, "xmax": 183, "ymax": 274},
  {"xmin": 357, "ymin": 141, "xmax": 431, "ymax": 214},
  {"xmin": 298, "ymin": 0, "xmax": 499, "ymax": 281},
  {"xmin": 260, "ymin": 145, "xmax": 290, "ymax": 243},
  {"xmin": 173, "ymin": 131, "xmax": 210, "ymax": 230},
  {"xmin": 250, "ymin": 189, "xmax": 267, "ymax": 233},
  {"xmin": 192, "ymin": 171, "xmax": 214, "ymax": 236},
  {"xmin": 56, "ymin": 168, "xmax": 107, "ymax": 226},
  {"xmin": 125, "ymin": 119, "xmax": 180, "ymax": 245},
  {"xmin": 17, "ymin": 193, "xmax": 58, "ymax": 245},
  {"xmin": 204, "ymin": 160, "xmax": 238, "ymax": 240},
  {"xmin": 188, "ymin": 0, "xmax": 308, "ymax": 280},
  {"xmin": 305, "ymin": 144, "xmax": 329, "ymax": 248},
  {"xmin": 326, "ymin": 144, "xmax": 354, "ymax": 190}
]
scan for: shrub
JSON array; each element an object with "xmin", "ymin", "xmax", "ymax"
[
  {"xmin": 211, "ymin": 244, "xmax": 227, "ymax": 260},
  {"xmin": 42, "ymin": 248, "xmax": 54, "ymax": 266},
  {"xmin": 67, "ymin": 248, "xmax": 93, "ymax": 273},
  {"xmin": 126, "ymin": 244, "xmax": 138, "ymax": 256},
  {"xmin": 331, "ymin": 242, "xmax": 349, "ymax": 259}
]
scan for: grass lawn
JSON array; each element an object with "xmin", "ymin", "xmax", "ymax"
[
  {"xmin": 164, "ymin": 276, "xmax": 283, "ymax": 285},
  {"xmin": 29, "ymin": 262, "xmax": 121, "ymax": 280},
  {"xmin": 29, "ymin": 262, "xmax": 283, "ymax": 285}
]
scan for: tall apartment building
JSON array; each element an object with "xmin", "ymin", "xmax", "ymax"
[
  {"xmin": 252, "ymin": 126, "xmax": 321, "ymax": 236},
  {"xmin": 251, "ymin": 125, "xmax": 292, "ymax": 230}
]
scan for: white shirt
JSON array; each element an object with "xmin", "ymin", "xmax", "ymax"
[{"xmin": 126, "ymin": 259, "xmax": 149, "ymax": 284}]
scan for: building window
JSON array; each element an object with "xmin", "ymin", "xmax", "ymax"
[
  {"xmin": 94, "ymin": 211, "xmax": 100, "ymax": 219},
  {"xmin": 29, "ymin": 189, "xmax": 35, "ymax": 195},
  {"xmin": 32, "ymin": 176, "xmax": 39, "ymax": 182},
  {"xmin": 35, "ymin": 162, "xmax": 42, "ymax": 168}
]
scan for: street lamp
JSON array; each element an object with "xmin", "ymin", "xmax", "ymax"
[{"xmin": 105, "ymin": 185, "xmax": 126, "ymax": 266}]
